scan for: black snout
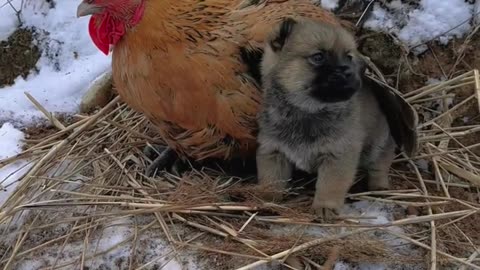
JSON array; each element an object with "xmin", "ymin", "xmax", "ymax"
[
  {"xmin": 336, "ymin": 65, "xmax": 354, "ymax": 79},
  {"xmin": 309, "ymin": 64, "xmax": 361, "ymax": 103}
]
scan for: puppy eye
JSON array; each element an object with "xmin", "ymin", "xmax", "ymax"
[
  {"xmin": 308, "ymin": 52, "xmax": 325, "ymax": 66},
  {"xmin": 346, "ymin": 53, "xmax": 354, "ymax": 61}
]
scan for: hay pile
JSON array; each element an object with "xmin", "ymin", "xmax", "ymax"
[
  {"xmin": 0, "ymin": 67, "xmax": 478, "ymax": 269},
  {"xmin": 0, "ymin": 7, "xmax": 480, "ymax": 262},
  {"xmin": 0, "ymin": 0, "xmax": 479, "ymax": 269}
]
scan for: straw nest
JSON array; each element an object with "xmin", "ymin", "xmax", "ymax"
[
  {"xmin": 0, "ymin": 66, "xmax": 477, "ymax": 269},
  {"xmin": 1, "ymin": 33, "xmax": 480, "ymax": 270}
]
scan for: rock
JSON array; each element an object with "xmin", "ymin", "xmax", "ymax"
[{"xmin": 80, "ymin": 70, "xmax": 113, "ymax": 113}]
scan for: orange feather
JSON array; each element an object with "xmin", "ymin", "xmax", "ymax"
[{"xmin": 111, "ymin": 0, "xmax": 342, "ymax": 160}]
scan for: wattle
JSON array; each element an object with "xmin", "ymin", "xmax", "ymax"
[
  {"xmin": 89, "ymin": 14, "xmax": 126, "ymax": 55},
  {"xmin": 87, "ymin": 1, "xmax": 145, "ymax": 56}
]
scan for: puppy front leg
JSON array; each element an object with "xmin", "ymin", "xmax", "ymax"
[
  {"xmin": 256, "ymin": 145, "xmax": 293, "ymax": 202},
  {"xmin": 312, "ymin": 151, "xmax": 360, "ymax": 219}
]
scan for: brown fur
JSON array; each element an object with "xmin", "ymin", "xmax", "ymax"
[
  {"xmin": 110, "ymin": 0, "xmax": 345, "ymax": 160},
  {"xmin": 256, "ymin": 18, "xmax": 397, "ymax": 217}
]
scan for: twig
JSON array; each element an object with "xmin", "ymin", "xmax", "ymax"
[
  {"xmin": 24, "ymin": 92, "xmax": 66, "ymax": 130},
  {"xmin": 474, "ymin": 69, "xmax": 480, "ymax": 112},
  {"xmin": 409, "ymin": 11, "xmax": 480, "ymax": 50},
  {"xmin": 459, "ymin": 251, "xmax": 480, "ymax": 270},
  {"xmin": 0, "ymin": 96, "xmax": 120, "ymax": 219},
  {"xmin": 385, "ymin": 230, "xmax": 480, "ymax": 270},
  {"xmin": 235, "ymin": 228, "xmax": 373, "ymax": 270},
  {"xmin": 407, "ymin": 159, "xmax": 437, "ymax": 270}
]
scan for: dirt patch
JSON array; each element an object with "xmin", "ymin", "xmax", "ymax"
[
  {"xmin": 359, "ymin": 31, "xmax": 403, "ymax": 75},
  {"xmin": 0, "ymin": 27, "xmax": 41, "ymax": 87}
]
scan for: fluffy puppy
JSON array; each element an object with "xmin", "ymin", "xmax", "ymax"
[{"xmin": 256, "ymin": 17, "xmax": 417, "ymax": 217}]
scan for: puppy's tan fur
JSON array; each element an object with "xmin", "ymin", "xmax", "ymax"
[{"xmin": 256, "ymin": 18, "xmax": 399, "ymax": 217}]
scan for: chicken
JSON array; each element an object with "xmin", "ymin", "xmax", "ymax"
[{"xmin": 75, "ymin": 0, "xmax": 416, "ymax": 174}]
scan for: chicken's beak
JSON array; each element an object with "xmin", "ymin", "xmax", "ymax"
[{"xmin": 77, "ymin": 2, "xmax": 103, "ymax": 17}]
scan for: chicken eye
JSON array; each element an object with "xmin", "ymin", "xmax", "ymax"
[{"xmin": 308, "ymin": 52, "xmax": 325, "ymax": 66}]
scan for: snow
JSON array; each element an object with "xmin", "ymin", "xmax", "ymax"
[
  {"xmin": 398, "ymin": 0, "xmax": 473, "ymax": 46},
  {"xmin": 0, "ymin": 0, "xmax": 476, "ymax": 126},
  {"xmin": 334, "ymin": 262, "xmax": 390, "ymax": 270},
  {"xmin": 320, "ymin": 0, "xmax": 340, "ymax": 11},
  {"xmin": 0, "ymin": 0, "xmax": 20, "ymax": 40},
  {"xmin": 0, "ymin": 122, "xmax": 31, "ymax": 207},
  {"xmin": 475, "ymin": 0, "xmax": 480, "ymax": 24},
  {"xmin": 365, "ymin": 0, "xmax": 475, "ymax": 53},
  {"xmin": 334, "ymin": 201, "xmax": 416, "ymax": 269},
  {"xmin": 0, "ymin": 123, "xmax": 24, "ymax": 159},
  {"xmin": 0, "ymin": 0, "xmax": 476, "ymax": 268},
  {"xmin": 13, "ymin": 217, "xmax": 187, "ymax": 270},
  {"xmin": 270, "ymin": 201, "xmax": 416, "ymax": 270},
  {"xmin": 329, "ymin": 202, "xmax": 417, "ymax": 270},
  {"xmin": 0, "ymin": 0, "xmax": 111, "ymax": 126}
]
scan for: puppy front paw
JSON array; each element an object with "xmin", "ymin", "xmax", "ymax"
[
  {"xmin": 311, "ymin": 198, "xmax": 343, "ymax": 222},
  {"xmin": 312, "ymin": 206, "xmax": 339, "ymax": 222}
]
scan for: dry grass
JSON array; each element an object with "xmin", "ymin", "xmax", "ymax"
[
  {"xmin": 0, "ymin": 1, "xmax": 480, "ymax": 266},
  {"xmin": 0, "ymin": 0, "xmax": 478, "ymax": 268},
  {"xmin": 0, "ymin": 67, "xmax": 478, "ymax": 269}
]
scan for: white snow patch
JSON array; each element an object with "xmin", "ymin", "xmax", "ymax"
[
  {"xmin": 320, "ymin": 0, "xmax": 339, "ymax": 11},
  {"xmin": 334, "ymin": 262, "xmax": 388, "ymax": 270},
  {"xmin": 0, "ymin": 0, "xmax": 111, "ymax": 126},
  {"xmin": 426, "ymin": 77, "xmax": 444, "ymax": 85},
  {"xmin": 0, "ymin": 122, "xmax": 24, "ymax": 159},
  {"xmin": 344, "ymin": 201, "xmax": 412, "ymax": 248},
  {"xmin": 13, "ymin": 217, "xmax": 185, "ymax": 270},
  {"xmin": 398, "ymin": 0, "xmax": 472, "ymax": 46},
  {"xmin": 0, "ymin": 0, "xmax": 21, "ymax": 40},
  {"xmin": 343, "ymin": 201, "xmax": 395, "ymax": 225},
  {"xmin": 474, "ymin": 0, "xmax": 480, "ymax": 24},
  {"xmin": 0, "ymin": 123, "xmax": 31, "ymax": 207},
  {"xmin": 365, "ymin": 0, "xmax": 475, "ymax": 53},
  {"xmin": 97, "ymin": 218, "xmax": 132, "ymax": 250},
  {"xmin": 270, "ymin": 201, "xmax": 415, "ymax": 269},
  {"xmin": 334, "ymin": 262, "xmax": 351, "ymax": 270},
  {"xmin": 331, "ymin": 202, "xmax": 418, "ymax": 270},
  {"xmin": 364, "ymin": 5, "xmax": 398, "ymax": 32}
]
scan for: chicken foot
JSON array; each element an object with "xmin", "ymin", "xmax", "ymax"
[{"xmin": 143, "ymin": 144, "xmax": 188, "ymax": 177}]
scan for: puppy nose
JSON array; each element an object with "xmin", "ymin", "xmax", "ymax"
[{"xmin": 337, "ymin": 65, "xmax": 353, "ymax": 78}]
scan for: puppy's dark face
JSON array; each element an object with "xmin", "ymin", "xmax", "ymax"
[
  {"xmin": 308, "ymin": 47, "xmax": 363, "ymax": 103},
  {"xmin": 261, "ymin": 18, "xmax": 366, "ymax": 109}
]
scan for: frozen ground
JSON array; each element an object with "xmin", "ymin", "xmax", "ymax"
[
  {"xmin": 11, "ymin": 217, "xmax": 187, "ymax": 270},
  {"xmin": 364, "ymin": 0, "xmax": 475, "ymax": 53},
  {"xmin": 0, "ymin": 0, "xmax": 478, "ymax": 269},
  {"xmin": 0, "ymin": 0, "xmax": 111, "ymax": 126},
  {"xmin": 0, "ymin": 123, "xmax": 31, "ymax": 207}
]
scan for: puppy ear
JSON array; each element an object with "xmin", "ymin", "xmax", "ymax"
[
  {"xmin": 270, "ymin": 18, "xmax": 297, "ymax": 52},
  {"xmin": 356, "ymin": 53, "xmax": 368, "ymax": 75}
]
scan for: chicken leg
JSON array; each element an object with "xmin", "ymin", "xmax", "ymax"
[{"xmin": 143, "ymin": 144, "xmax": 187, "ymax": 177}]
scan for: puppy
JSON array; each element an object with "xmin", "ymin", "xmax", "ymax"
[{"xmin": 256, "ymin": 17, "xmax": 417, "ymax": 218}]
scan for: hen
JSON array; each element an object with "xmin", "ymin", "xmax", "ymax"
[{"xmin": 76, "ymin": 0, "xmax": 417, "ymax": 173}]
